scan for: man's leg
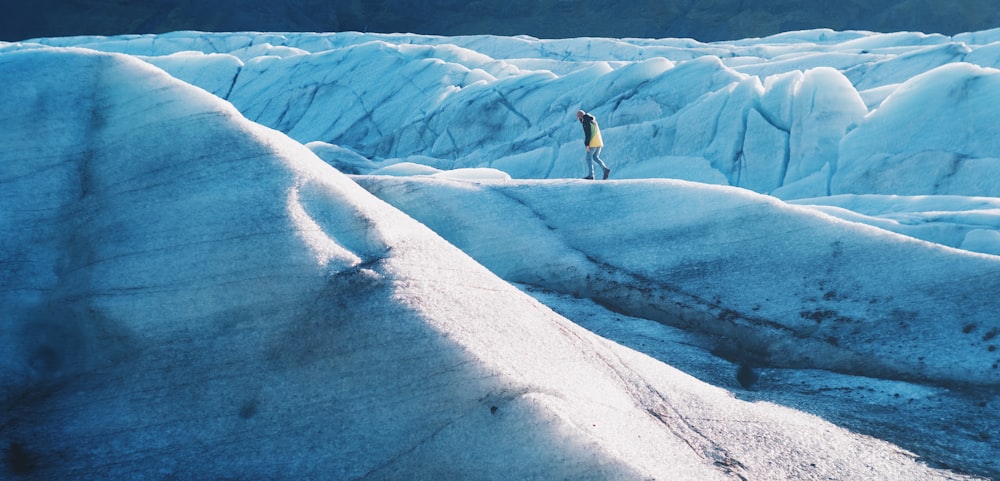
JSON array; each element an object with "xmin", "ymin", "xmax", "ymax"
[
  {"xmin": 592, "ymin": 147, "xmax": 610, "ymax": 179},
  {"xmin": 583, "ymin": 149, "xmax": 595, "ymax": 179}
]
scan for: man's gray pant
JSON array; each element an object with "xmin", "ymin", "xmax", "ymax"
[{"xmin": 585, "ymin": 147, "xmax": 609, "ymax": 178}]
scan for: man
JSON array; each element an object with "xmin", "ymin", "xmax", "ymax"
[{"xmin": 576, "ymin": 109, "xmax": 611, "ymax": 180}]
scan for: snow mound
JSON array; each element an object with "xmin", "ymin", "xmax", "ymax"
[
  {"xmin": 835, "ymin": 62, "xmax": 1000, "ymax": 197},
  {"xmin": 355, "ymin": 175, "xmax": 1000, "ymax": 387}
]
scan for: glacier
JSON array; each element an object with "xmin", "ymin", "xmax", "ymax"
[
  {"xmin": 1, "ymin": 28, "xmax": 999, "ymax": 480},
  {"xmin": 22, "ymin": 29, "xmax": 1000, "ymax": 255}
]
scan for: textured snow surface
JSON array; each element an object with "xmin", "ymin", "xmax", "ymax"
[{"xmin": 2, "ymin": 29, "xmax": 999, "ymax": 479}]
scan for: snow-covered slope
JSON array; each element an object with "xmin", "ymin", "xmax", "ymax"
[
  {"xmin": 5, "ymin": 46, "xmax": 986, "ymax": 481},
  {"xmin": 354, "ymin": 175, "xmax": 1000, "ymax": 388}
]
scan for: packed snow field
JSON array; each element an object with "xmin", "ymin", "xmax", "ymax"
[{"xmin": 1, "ymin": 28, "xmax": 998, "ymax": 479}]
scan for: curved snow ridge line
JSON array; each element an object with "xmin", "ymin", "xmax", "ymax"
[
  {"xmin": 285, "ymin": 171, "xmax": 401, "ymax": 272},
  {"xmin": 354, "ymin": 175, "xmax": 1000, "ymax": 388},
  {"xmin": 788, "ymin": 194, "xmax": 1000, "ymax": 255}
]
